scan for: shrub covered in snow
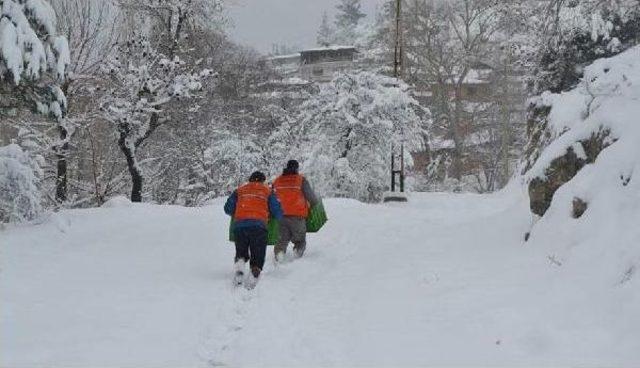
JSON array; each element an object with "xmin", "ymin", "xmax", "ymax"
[
  {"xmin": 0, "ymin": 144, "xmax": 42, "ymax": 223},
  {"xmin": 298, "ymin": 71, "xmax": 427, "ymax": 202},
  {"xmin": 532, "ymin": 0, "xmax": 640, "ymax": 94}
]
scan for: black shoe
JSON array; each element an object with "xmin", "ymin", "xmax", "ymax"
[{"xmin": 251, "ymin": 266, "xmax": 261, "ymax": 278}]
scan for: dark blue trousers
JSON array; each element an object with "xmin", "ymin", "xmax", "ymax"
[{"xmin": 234, "ymin": 226, "xmax": 267, "ymax": 270}]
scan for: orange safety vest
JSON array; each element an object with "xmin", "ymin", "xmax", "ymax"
[
  {"xmin": 273, "ymin": 174, "xmax": 308, "ymax": 217},
  {"xmin": 234, "ymin": 182, "xmax": 271, "ymax": 223}
]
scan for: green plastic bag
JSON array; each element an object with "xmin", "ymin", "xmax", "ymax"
[
  {"xmin": 229, "ymin": 219, "xmax": 280, "ymax": 246},
  {"xmin": 306, "ymin": 200, "xmax": 328, "ymax": 233}
]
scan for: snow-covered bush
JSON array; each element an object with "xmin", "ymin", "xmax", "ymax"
[
  {"xmin": 0, "ymin": 144, "xmax": 42, "ymax": 223},
  {"xmin": 191, "ymin": 105, "xmax": 298, "ymax": 202},
  {"xmin": 532, "ymin": 0, "xmax": 640, "ymax": 94},
  {"xmin": 298, "ymin": 71, "xmax": 427, "ymax": 202}
]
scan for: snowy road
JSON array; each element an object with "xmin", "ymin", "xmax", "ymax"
[{"xmin": 2, "ymin": 193, "xmax": 639, "ymax": 367}]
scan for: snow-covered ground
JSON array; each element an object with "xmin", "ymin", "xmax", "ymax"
[{"xmin": 2, "ymin": 191, "xmax": 639, "ymax": 367}]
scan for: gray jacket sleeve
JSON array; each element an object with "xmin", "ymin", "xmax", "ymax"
[{"xmin": 302, "ymin": 178, "xmax": 320, "ymax": 207}]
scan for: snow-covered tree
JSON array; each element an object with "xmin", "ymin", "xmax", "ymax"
[
  {"xmin": 100, "ymin": 36, "xmax": 211, "ymax": 202},
  {"xmin": 1, "ymin": 0, "xmax": 71, "ymax": 202},
  {"xmin": 333, "ymin": 0, "xmax": 366, "ymax": 45},
  {"xmin": 176, "ymin": 102, "xmax": 298, "ymax": 203},
  {"xmin": 335, "ymin": 0, "xmax": 366, "ymax": 29},
  {"xmin": 0, "ymin": 0, "xmax": 70, "ymax": 110},
  {"xmin": 44, "ymin": 0, "xmax": 121, "ymax": 205},
  {"xmin": 298, "ymin": 71, "xmax": 427, "ymax": 202},
  {"xmin": 530, "ymin": 0, "xmax": 640, "ymax": 94},
  {"xmin": 0, "ymin": 143, "xmax": 43, "ymax": 223},
  {"xmin": 397, "ymin": 0, "xmax": 518, "ymax": 192},
  {"xmin": 520, "ymin": 0, "xmax": 640, "ymax": 181},
  {"xmin": 118, "ymin": 0, "xmax": 225, "ymax": 56},
  {"xmin": 317, "ymin": 11, "xmax": 335, "ymax": 46}
]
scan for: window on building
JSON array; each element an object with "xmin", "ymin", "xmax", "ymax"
[{"xmin": 312, "ymin": 67, "xmax": 324, "ymax": 76}]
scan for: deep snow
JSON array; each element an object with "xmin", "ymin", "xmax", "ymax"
[{"xmin": 1, "ymin": 191, "xmax": 639, "ymax": 367}]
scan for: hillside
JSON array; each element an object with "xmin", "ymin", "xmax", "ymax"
[
  {"xmin": 522, "ymin": 45, "xmax": 640, "ymax": 301},
  {"xmin": 2, "ymin": 192, "xmax": 639, "ymax": 367}
]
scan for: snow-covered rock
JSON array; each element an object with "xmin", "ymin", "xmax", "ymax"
[
  {"xmin": 524, "ymin": 45, "xmax": 640, "ymax": 218},
  {"xmin": 520, "ymin": 45, "xmax": 640, "ymax": 323}
]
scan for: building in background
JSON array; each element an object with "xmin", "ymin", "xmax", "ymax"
[
  {"xmin": 264, "ymin": 46, "xmax": 359, "ymax": 83},
  {"xmin": 299, "ymin": 46, "xmax": 358, "ymax": 82}
]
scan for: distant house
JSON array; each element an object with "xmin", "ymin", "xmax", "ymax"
[
  {"xmin": 299, "ymin": 46, "xmax": 358, "ymax": 82},
  {"xmin": 262, "ymin": 46, "xmax": 359, "ymax": 85}
]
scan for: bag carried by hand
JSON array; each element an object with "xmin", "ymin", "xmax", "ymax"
[{"xmin": 306, "ymin": 200, "xmax": 328, "ymax": 233}]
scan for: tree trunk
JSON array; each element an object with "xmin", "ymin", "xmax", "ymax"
[
  {"xmin": 55, "ymin": 81, "xmax": 71, "ymax": 203},
  {"xmin": 451, "ymin": 87, "xmax": 464, "ymax": 181},
  {"xmin": 55, "ymin": 125, "xmax": 68, "ymax": 202},
  {"xmin": 118, "ymin": 134, "xmax": 143, "ymax": 203}
]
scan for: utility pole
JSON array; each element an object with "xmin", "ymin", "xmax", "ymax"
[
  {"xmin": 386, "ymin": 0, "xmax": 407, "ymax": 202},
  {"xmin": 393, "ymin": 0, "xmax": 405, "ymax": 193},
  {"xmin": 393, "ymin": 0, "xmax": 403, "ymax": 80}
]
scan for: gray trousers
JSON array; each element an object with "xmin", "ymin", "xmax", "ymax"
[{"xmin": 275, "ymin": 217, "xmax": 307, "ymax": 256}]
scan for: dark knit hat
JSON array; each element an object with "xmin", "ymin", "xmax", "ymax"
[
  {"xmin": 286, "ymin": 160, "xmax": 299, "ymax": 170},
  {"xmin": 249, "ymin": 171, "xmax": 266, "ymax": 182}
]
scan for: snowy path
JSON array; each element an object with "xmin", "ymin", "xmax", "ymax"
[{"xmin": 2, "ymin": 194, "xmax": 638, "ymax": 367}]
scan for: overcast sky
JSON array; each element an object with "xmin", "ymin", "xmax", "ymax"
[{"xmin": 226, "ymin": 0, "xmax": 385, "ymax": 54}]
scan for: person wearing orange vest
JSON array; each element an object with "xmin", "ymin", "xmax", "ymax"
[
  {"xmin": 224, "ymin": 171, "xmax": 283, "ymax": 285},
  {"xmin": 273, "ymin": 160, "xmax": 319, "ymax": 262}
]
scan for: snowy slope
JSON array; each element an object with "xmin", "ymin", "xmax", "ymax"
[
  {"xmin": 520, "ymin": 45, "xmax": 640, "ymax": 359},
  {"xmin": 2, "ymin": 192, "xmax": 639, "ymax": 367}
]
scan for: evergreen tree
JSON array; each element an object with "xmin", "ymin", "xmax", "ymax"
[
  {"xmin": 0, "ymin": 0, "xmax": 70, "ymax": 115},
  {"xmin": 317, "ymin": 11, "xmax": 335, "ymax": 46},
  {"xmin": 334, "ymin": 0, "xmax": 366, "ymax": 45},
  {"xmin": 1, "ymin": 0, "xmax": 71, "ymax": 202}
]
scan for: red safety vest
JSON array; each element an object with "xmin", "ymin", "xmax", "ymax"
[
  {"xmin": 234, "ymin": 182, "xmax": 270, "ymax": 223},
  {"xmin": 273, "ymin": 174, "xmax": 308, "ymax": 217}
]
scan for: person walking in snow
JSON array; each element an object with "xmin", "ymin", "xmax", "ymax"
[
  {"xmin": 224, "ymin": 171, "xmax": 283, "ymax": 285},
  {"xmin": 273, "ymin": 160, "xmax": 319, "ymax": 261}
]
